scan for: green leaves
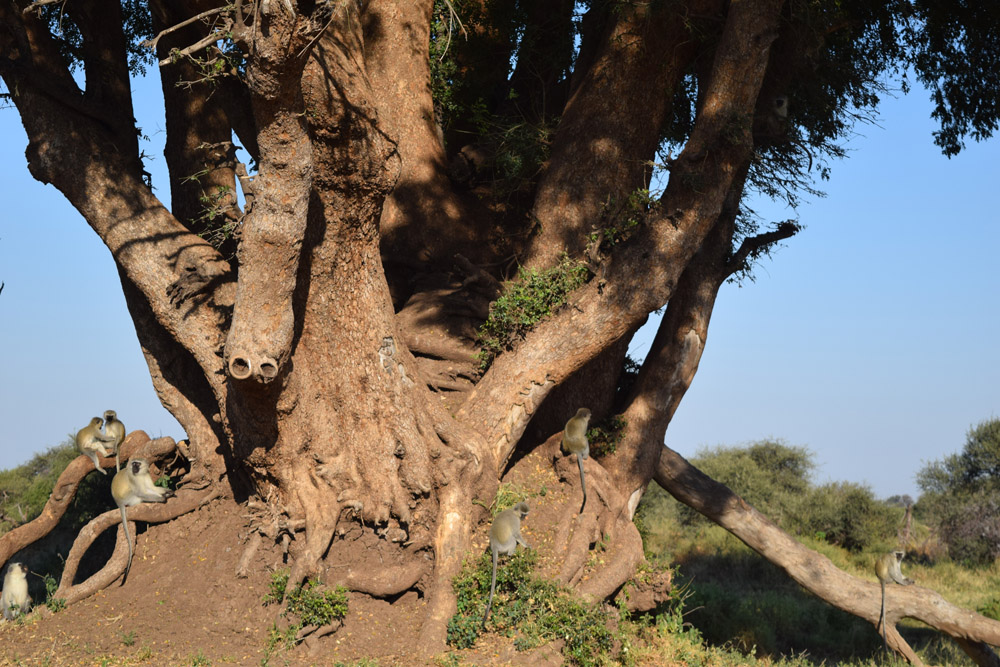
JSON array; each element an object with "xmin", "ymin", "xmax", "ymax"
[
  {"xmin": 447, "ymin": 549, "xmax": 614, "ymax": 665},
  {"xmin": 477, "ymin": 255, "xmax": 589, "ymax": 370}
]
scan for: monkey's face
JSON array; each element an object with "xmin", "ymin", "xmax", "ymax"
[
  {"xmin": 577, "ymin": 408, "xmax": 591, "ymax": 420},
  {"xmin": 91, "ymin": 417, "xmax": 104, "ymax": 428},
  {"xmin": 105, "ymin": 411, "xmax": 116, "ymax": 421},
  {"xmin": 130, "ymin": 460, "xmax": 146, "ymax": 475}
]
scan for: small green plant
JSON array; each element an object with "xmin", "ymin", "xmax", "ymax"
[
  {"xmin": 587, "ymin": 415, "xmax": 628, "ymax": 457},
  {"xmin": 261, "ymin": 623, "xmax": 299, "ymax": 666},
  {"xmin": 447, "ymin": 549, "xmax": 615, "ymax": 665},
  {"xmin": 285, "ymin": 579, "xmax": 349, "ymax": 628},
  {"xmin": 477, "ymin": 255, "xmax": 589, "ymax": 370},
  {"xmin": 588, "ymin": 187, "xmax": 658, "ymax": 252},
  {"xmin": 979, "ymin": 597, "xmax": 1000, "ymax": 620},
  {"xmin": 120, "ymin": 630, "xmax": 137, "ymax": 646},
  {"xmin": 189, "ymin": 650, "xmax": 211, "ymax": 666},
  {"xmin": 42, "ymin": 573, "xmax": 66, "ymax": 613},
  {"xmin": 261, "ymin": 569, "xmax": 349, "ymax": 650},
  {"xmin": 485, "ymin": 483, "xmax": 533, "ymax": 517},
  {"xmin": 262, "ymin": 569, "xmax": 291, "ymax": 607}
]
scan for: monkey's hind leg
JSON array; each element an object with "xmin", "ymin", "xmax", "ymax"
[{"xmin": 87, "ymin": 452, "xmax": 108, "ymax": 475}]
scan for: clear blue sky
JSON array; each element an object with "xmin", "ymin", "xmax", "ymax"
[{"xmin": 1, "ymin": 69, "xmax": 997, "ymax": 500}]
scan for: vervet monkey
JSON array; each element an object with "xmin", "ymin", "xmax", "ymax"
[
  {"xmin": 875, "ymin": 550, "xmax": 914, "ymax": 651},
  {"xmin": 1, "ymin": 562, "xmax": 31, "ymax": 621},
  {"xmin": 111, "ymin": 459, "xmax": 175, "ymax": 583},
  {"xmin": 482, "ymin": 502, "xmax": 529, "ymax": 627},
  {"xmin": 561, "ymin": 408, "xmax": 592, "ymax": 512},
  {"xmin": 103, "ymin": 410, "xmax": 126, "ymax": 471},
  {"xmin": 77, "ymin": 416, "xmax": 115, "ymax": 475},
  {"xmin": 773, "ymin": 95, "xmax": 788, "ymax": 119}
]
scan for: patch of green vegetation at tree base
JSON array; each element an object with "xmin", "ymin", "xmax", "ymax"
[{"xmin": 447, "ymin": 549, "xmax": 614, "ymax": 666}]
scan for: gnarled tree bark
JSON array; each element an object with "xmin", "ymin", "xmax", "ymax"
[{"xmin": 2, "ymin": 0, "xmax": 994, "ymax": 662}]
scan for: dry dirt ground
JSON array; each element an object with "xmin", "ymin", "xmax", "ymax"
[{"xmin": 0, "ymin": 449, "xmax": 598, "ymax": 666}]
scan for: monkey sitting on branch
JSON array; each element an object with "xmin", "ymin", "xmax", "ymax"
[
  {"xmin": 875, "ymin": 550, "xmax": 914, "ymax": 652},
  {"xmin": 111, "ymin": 458, "xmax": 176, "ymax": 584},
  {"xmin": 76, "ymin": 416, "xmax": 116, "ymax": 475},
  {"xmin": 102, "ymin": 409, "xmax": 126, "ymax": 472}
]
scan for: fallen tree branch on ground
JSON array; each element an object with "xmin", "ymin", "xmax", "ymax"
[{"xmin": 654, "ymin": 445, "xmax": 1000, "ymax": 666}]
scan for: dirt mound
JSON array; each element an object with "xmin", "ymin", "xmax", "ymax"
[{"xmin": 0, "ymin": 449, "xmax": 590, "ymax": 665}]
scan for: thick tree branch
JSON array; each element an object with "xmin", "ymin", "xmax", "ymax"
[
  {"xmin": 459, "ymin": 0, "xmax": 786, "ymax": 470},
  {"xmin": 0, "ymin": 8, "xmax": 233, "ymax": 406},
  {"xmin": 364, "ymin": 0, "xmax": 487, "ymax": 265},
  {"xmin": 654, "ymin": 446, "xmax": 1000, "ymax": 666},
  {"xmin": 223, "ymin": 6, "xmax": 313, "ymax": 384},
  {"xmin": 526, "ymin": 0, "xmax": 721, "ymax": 268},
  {"xmin": 0, "ymin": 434, "xmax": 178, "ymax": 567},
  {"xmin": 66, "ymin": 0, "xmax": 141, "ymax": 169},
  {"xmin": 149, "ymin": 0, "xmax": 244, "ymax": 260}
]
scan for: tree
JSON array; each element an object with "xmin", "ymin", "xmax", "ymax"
[
  {"xmin": 918, "ymin": 418, "xmax": 1000, "ymax": 565},
  {"xmin": 1, "ymin": 0, "xmax": 1000, "ymax": 662}
]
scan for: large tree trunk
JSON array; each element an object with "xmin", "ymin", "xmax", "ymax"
[{"xmin": 5, "ymin": 0, "xmax": 998, "ymax": 662}]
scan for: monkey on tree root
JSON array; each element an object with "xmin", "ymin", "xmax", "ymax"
[
  {"xmin": 111, "ymin": 458, "xmax": 175, "ymax": 584},
  {"xmin": 561, "ymin": 408, "xmax": 592, "ymax": 513},
  {"xmin": 76, "ymin": 416, "xmax": 115, "ymax": 475},
  {"xmin": 1, "ymin": 562, "xmax": 31, "ymax": 621},
  {"xmin": 482, "ymin": 502, "xmax": 530, "ymax": 628}
]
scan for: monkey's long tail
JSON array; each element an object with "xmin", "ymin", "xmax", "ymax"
[
  {"xmin": 120, "ymin": 508, "xmax": 133, "ymax": 586},
  {"xmin": 482, "ymin": 549, "xmax": 498, "ymax": 628},
  {"xmin": 879, "ymin": 582, "xmax": 887, "ymax": 653},
  {"xmin": 577, "ymin": 454, "xmax": 587, "ymax": 513}
]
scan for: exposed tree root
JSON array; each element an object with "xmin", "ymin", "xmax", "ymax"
[
  {"xmin": 286, "ymin": 482, "xmax": 340, "ymax": 594},
  {"xmin": 302, "ymin": 618, "xmax": 345, "ymax": 657},
  {"xmin": 417, "ymin": 485, "xmax": 474, "ymax": 656},
  {"xmin": 55, "ymin": 487, "xmax": 221, "ymax": 604},
  {"xmin": 327, "ymin": 560, "xmax": 428, "ymax": 598},
  {"xmin": 0, "ymin": 433, "xmax": 175, "ymax": 566},
  {"xmin": 540, "ymin": 436, "xmax": 649, "ymax": 602},
  {"xmin": 655, "ymin": 445, "xmax": 1000, "ymax": 666},
  {"xmin": 235, "ymin": 531, "xmax": 263, "ymax": 578}
]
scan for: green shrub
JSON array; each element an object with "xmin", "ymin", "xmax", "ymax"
[
  {"xmin": 587, "ymin": 415, "xmax": 627, "ymax": 458},
  {"xmin": 917, "ymin": 419, "xmax": 1000, "ymax": 565},
  {"xmin": 794, "ymin": 481, "xmax": 898, "ymax": 552},
  {"xmin": 447, "ymin": 549, "xmax": 615, "ymax": 666},
  {"xmin": 477, "ymin": 255, "xmax": 589, "ymax": 369},
  {"xmin": 682, "ymin": 440, "xmax": 814, "ymax": 529},
  {"xmin": 262, "ymin": 569, "xmax": 349, "ymax": 645},
  {"xmin": 43, "ymin": 573, "xmax": 66, "ymax": 613}
]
